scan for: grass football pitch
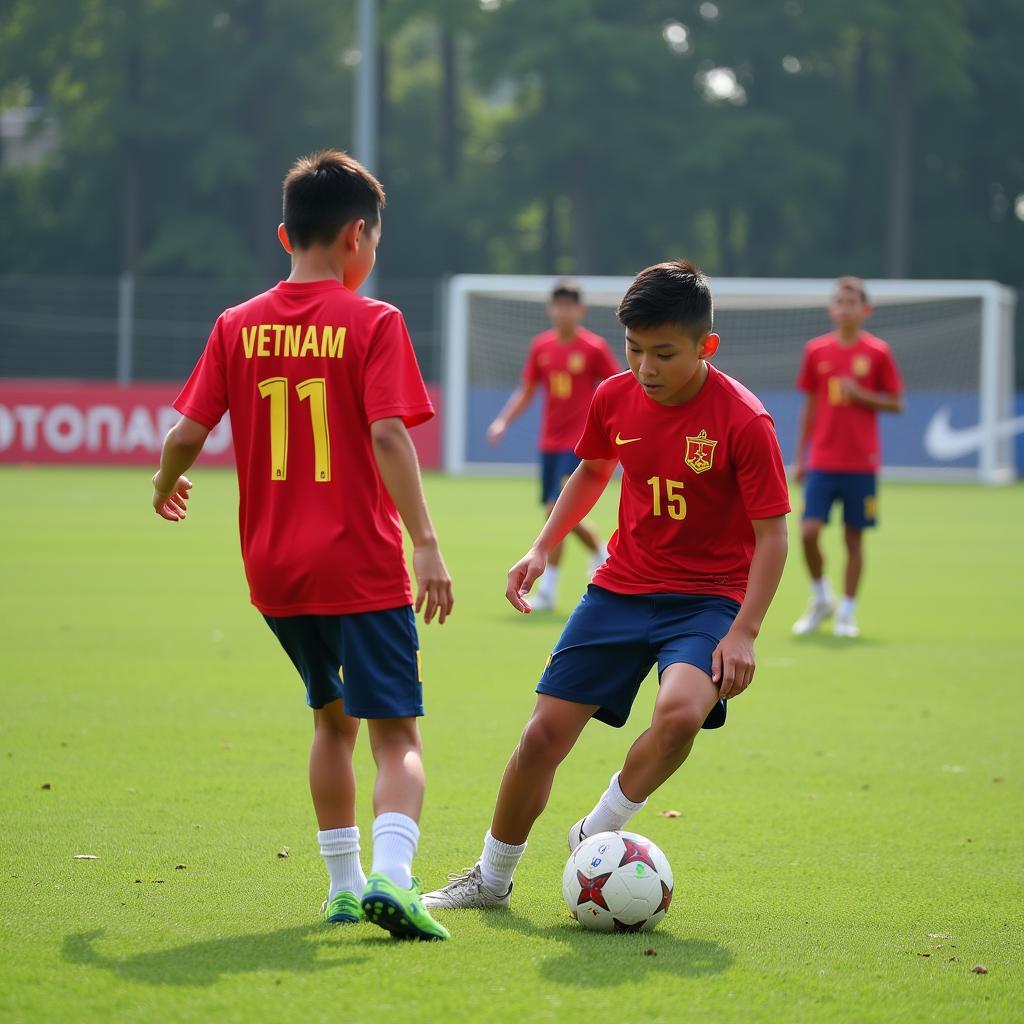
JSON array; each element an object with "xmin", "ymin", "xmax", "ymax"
[{"xmin": 1, "ymin": 467, "xmax": 1022, "ymax": 1024}]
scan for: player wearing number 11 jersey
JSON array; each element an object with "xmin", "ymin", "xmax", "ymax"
[
  {"xmin": 150, "ymin": 150, "xmax": 452, "ymax": 941},
  {"xmin": 423, "ymin": 260, "xmax": 790, "ymax": 913}
]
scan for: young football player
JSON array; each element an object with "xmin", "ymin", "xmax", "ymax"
[
  {"xmin": 422, "ymin": 260, "xmax": 789, "ymax": 909},
  {"xmin": 487, "ymin": 281, "xmax": 620, "ymax": 609},
  {"xmin": 791, "ymin": 277, "xmax": 904, "ymax": 638},
  {"xmin": 150, "ymin": 150, "xmax": 453, "ymax": 941}
]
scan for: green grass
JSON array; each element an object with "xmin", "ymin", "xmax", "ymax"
[{"xmin": 1, "ymin": 467, "xmax": 1022, "ymax": 1023}]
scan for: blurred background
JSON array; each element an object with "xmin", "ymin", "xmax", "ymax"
[{"xmin": 0, "ymin": 0, "xmax": 1021, "ymax": 468}]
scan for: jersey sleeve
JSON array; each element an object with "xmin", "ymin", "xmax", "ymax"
[
  {"xmin": 522, "ymin": 339, "xmax": 543, "ymax": 385},
  {"xmin": 732, "ymin": 415, "xmax": 791, "ymax": 520},
  {"xmin": 363, "ymin": 310, "xmax": 434, "ymax": 427},
  {"xmin": 173, "ymin": 317, "xmax": 229, "ymax": 429},
  {"xmin": 574, "ymin": 388, "xmax": 615, "ymax": 460},
  {"xmin": 876, "ymin": 345, "xmax": 904, "ymax": 396},
  {"xmin": 795, "ymin": 346, "xmax": 816, "ymax": 393},
  {"xmin": 594, "ymin": 339, "xmax": 621, "ymax": 381}
]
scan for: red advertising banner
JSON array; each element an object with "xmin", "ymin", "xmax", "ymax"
[{"xmin": 0, "ymin": 380, "xmax": 442, "ymax": 469}]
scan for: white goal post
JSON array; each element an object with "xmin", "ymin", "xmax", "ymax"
[{"xmin": 443, "ymin": 275, "xmax": 1018, "ymax": 485}]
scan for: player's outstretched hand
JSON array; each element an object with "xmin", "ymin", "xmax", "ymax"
[
  {"xmin": 152, "ymin": 474, "xmax": 192, "ymax": 522},
  {"xmin": 711, "ymin": 625, "xmax": 756, "ymax": 700},
  {"xmin": 506, "ymin": 547, "xmax": 547, "ymax": 614},
  {"xmin": 413, "ymin": 541, "xmax": 454, "ymax": 625},
  {"xmin": 486, "ymin": 419, "xmax": 507, "ymax": 446}
]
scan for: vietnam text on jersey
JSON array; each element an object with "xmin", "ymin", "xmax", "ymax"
[
  {"xmin": 796, "ymin": 331, "xmax": 903, "ymax": 473},
  {"xmin": 523, "ymin": 328, "xmax": 620, "ymax": 452},
  {"xmin": 174, "ymin": 279, "xmax": 434, "ymax": 616},
  {"xmin": 575, "ymin": 366, "xmax": 790, "ymax": 604}
]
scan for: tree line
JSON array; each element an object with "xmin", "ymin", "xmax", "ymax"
[{"xmin": 0, "ymin": 0, "xmax": 1021, "ymax": 292}]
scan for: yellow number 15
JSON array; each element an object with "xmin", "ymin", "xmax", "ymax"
[{"xmin": 257, "ymin": 376, "xmax": 331, "ymax": 482}]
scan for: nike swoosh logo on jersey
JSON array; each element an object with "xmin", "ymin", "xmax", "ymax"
[
  {"xmin": 923, "ymin": 406, "xmax": 1024, "ymax": 460},
  {"xmin": 615, "ymin": 433, "xmax": 642, "ymax": 445}
]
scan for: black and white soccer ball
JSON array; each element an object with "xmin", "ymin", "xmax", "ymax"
[{"xmin": 562, "ymin": 830, "xmax": 674, "ymax": 933}]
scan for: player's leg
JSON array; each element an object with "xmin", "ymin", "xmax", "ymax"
[
  {"xmin": 422, "ymin": 587, "xmax": 652, "ymax": 909},
  {"xmin": 572, "ymin": 594, "xmax": 736, "ymax": 844},
  {"xmin": 533, "ymin": 453, "xmax": 563, "ymax": 609},
  {"xmin": 262, "ymin": 615, "xmax": 366, "ymax": 923},
  {"xmin": 793, "ymin": 471, "xmax": 837, "ymax": 634},
  {"xmin": 332, "ymin": 606, "xmax": 448, "ymax": 939},
  {"xmin": 835, "ymin": 474, "xmax": 875, "ymax": 637}
]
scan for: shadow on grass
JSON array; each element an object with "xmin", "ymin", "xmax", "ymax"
[
  {"xmin": 791, "ymin": 633, "xmax": 881, "ymax": 649},
  {"xmin": 478, "ymin": 911, "xmax": 732, "ymax": 984},
  {"xmin": 62, "ymin": 925, "xmax": 372, "ymax": 986}
]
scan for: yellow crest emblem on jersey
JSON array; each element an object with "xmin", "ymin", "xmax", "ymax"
[
  {"xmin": 852, "ymin": 355, "xmax": 871, "ymax": 377},
  {"xmin": 684, "ymin": 429, "xmax": 717, "ymax": 474},
  {"xmin": 568, "ymin": 353, "xmax": 585, "ymax": 373}
]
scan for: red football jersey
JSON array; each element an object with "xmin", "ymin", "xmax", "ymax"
[
  {"xmin": 576, "ymin": 366, "xmax": 790, "ymax": 604},
  {"xmin": 523, "ymin": 328, "xmax": 620, "ymax": 452},
  {"xmin": 174, "ymin": 280, "xmax": 434, "ymax": 616},
  {"xmin": 796, "ymin": 331, "xmax": 903, "ymax": 473}
]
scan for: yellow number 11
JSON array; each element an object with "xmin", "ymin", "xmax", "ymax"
[{"xmin": 257, "ymin": 376, "xmax": 332, "ymax": 482}]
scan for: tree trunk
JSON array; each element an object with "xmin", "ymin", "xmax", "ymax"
[
  {"xmin": 439, "ymin": 24, "xmax": 460, "ymax": 272},
  {"xmin": 885, "ymin": 51, "xmax": 912, "ymax": 278}
]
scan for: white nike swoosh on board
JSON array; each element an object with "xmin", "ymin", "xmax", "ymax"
[{"xmin": 923, "ymin": 406, "xmax": 1024, "ymax": 460}]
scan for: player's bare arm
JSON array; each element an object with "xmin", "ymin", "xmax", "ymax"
[
  {"xmin": 488, "ymin": 381, "xmax": 537, "ymax": 445},
  {"xmin": 793, "ymin": 393, "xmax": 817, "ymax": 482},
  {"xmin": 151, "ymin": 415, "xmax": 210, "ymax": 521},
  {"xmin": 712, "ymin": 514, "xmax": 788, "ymax": 699},
  {"xmin": 838, "ymin": 378, "xmax": 904, "ymax": 413},
  {"xmin": 370, "ymin": 416, "xmax": 454, "ymax": 625},
  {"xmin": 506, "ymin": 456, "xmax": 617, "ymax": 612}
]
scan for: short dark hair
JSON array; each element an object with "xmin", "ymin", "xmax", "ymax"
[
  {"xmin": 617, "ymin": 259, "xmax": 713, "ymax": 339},
  {"xmin": 282, "ymin": 150, "xmax": 385, "ymax": 249},
  {"xmin": 550, "ymin": 279, "xmax": 582, "ymax": 303},
  {"xmin": 835, "ymin": 275, "xmax": 868, "ymax": 304}
]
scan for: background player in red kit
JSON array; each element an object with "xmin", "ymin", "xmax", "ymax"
[
  {"xmin": 792, "ymin": 277, "xmax": 904, "ymax": 638},
  {"xmin": 150, "ymin": 150, "xmax": 452, "ymax": 941},
  {"xmin": 487, "ymin": 281, "xmax": 620, "ymax": 610},
  {"xmin": 422, "ymin": 260, "xmax": 789, "ymax": 910}
]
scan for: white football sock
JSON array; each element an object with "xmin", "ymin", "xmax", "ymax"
[
  {"xmin": 479, "ymin": 830, "xmax": 526, "ymax": 895},
  {"xmin": 582, "ymin": 771, "xmax": 648, "ymax": 835},
  {"xmin": 371, "ymin": 812, "xmax": 419, "ymax": 890},
  {"xmin": 838, "ymin": 596, "xmax": 857, "ymax": 619},
  {"xmin": 318, "ymin": 826, "xmax": 366, "ymax": 899},
  {"xmin": 538, "ymin": 566, "xmax": 559, "ymax": 599},
  {"xmin": 811, "ymin": 577, "xmax": 832, "ymax": 603}
]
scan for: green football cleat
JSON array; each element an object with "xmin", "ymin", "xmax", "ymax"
[
  {"xmin": 360, "ymin": 873, "xmax": 451, "ymax": 941},
  {"xmin": 321, "ymin": 890, "xmax": 366, "ymax": 924}
]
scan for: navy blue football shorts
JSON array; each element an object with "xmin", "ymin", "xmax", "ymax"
[
  {"xmin": 263, "ymin": 606, "xmax": 423, "ymax": 718},
  {"xmin": 803, "ymin": 470, "xmax": 877, "ymax": 529},
  {"xmin": 536, "ymin": 584, "xmax": 741, "ymax": 729},
  {"xmin": 540, "ymin": 449, "xmax": 581, "ymax": 504}
]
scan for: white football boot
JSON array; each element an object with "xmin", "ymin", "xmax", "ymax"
[
  {"xmin": 791, "ymin": 595, "xmax": 837, "ymax": 635},
  {"xmin": 528, "ymin": 590, "xmax": 555, "ymax": 612},
  {"xmin": 567, "ymin": 818, "xmax": 588, "ymax": 853},
  {"xmin": 420, "ymin": 865, "xmax": 511, "ymax": 910},
  {"xmin": 833, "ymin": 614, "xmax": 861, "ymax": 638}
]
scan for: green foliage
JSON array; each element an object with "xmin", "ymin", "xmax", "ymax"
[{"xmin": 0, "ymin": 1, "xmax": 1020, "ymax": 285}]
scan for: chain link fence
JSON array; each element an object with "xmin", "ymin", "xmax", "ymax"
[{"xmin": 0, "ymin": 274, "xmax": 445, "ymax": 384}]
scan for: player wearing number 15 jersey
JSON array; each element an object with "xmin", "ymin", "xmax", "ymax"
[
  {"xmin": 423, "ymin": 260, "xmax": 790, "ymax": 912},
  {"xmin": 150, "ymin": 150, "xmax": 452, "ymax": 941}
]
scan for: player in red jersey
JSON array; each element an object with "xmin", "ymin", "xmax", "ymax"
[
  {"xmin": 487, "ymin": 281, "xmax": 620, "ymax": 610},
  {"xmin": 422, "ymin": 260, "xmax": 789, "ymax": 911},
  {"xmin": 150, "ymin": 151, "xmax": 452, "ymax": 941},
  {"xmin": 792, "ymin": 277, "xmax": 904, "ymax": 638}
]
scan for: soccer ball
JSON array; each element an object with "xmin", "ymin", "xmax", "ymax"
[{"xmin": 562, "ymin": 830, "xmax": 674, "ymax": 933}]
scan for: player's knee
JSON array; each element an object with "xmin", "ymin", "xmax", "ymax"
[
  {"xmin": 314, "ymin": 702, "xmax": 358, "ymax": 742},
  {"xmin": 801, "ymin": 520, "xmax": 822, "ymax": 545},
  {"xmin": 518, "ymin": 714, "xmax": 573, "ymax": 765},
  {"xmin": 844, "ymin": 529, "xmax": 863, "ymax": 554},
  {"xmin": 651, "ymin": 704, "xmax": 703, "ymax": 754}
]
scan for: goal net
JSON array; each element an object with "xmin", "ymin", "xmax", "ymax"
[{"xmin": 443, "ymin": 275, "xmax": 1017, "ymax": 485}]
